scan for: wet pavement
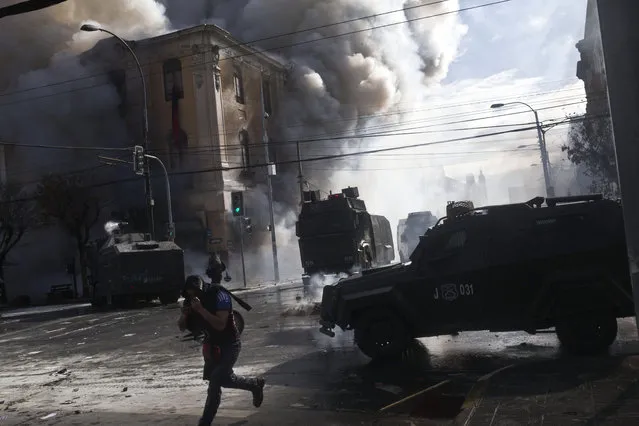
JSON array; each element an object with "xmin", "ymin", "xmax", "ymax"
[{"xmin": 1, "ymin": 283, "xmax": 639, "ymax": 425}]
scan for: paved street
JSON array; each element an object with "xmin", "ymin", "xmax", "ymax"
[{"xmin": 1, "ymin": 283, "xmax": 639, "ymax": 425}]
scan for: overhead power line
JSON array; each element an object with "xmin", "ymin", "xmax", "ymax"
[
  {"xmin": 0, "ymin": 99, "xmax": 606, "ymax": 159},
  {"xmin": 0, "ymin": 113, "xmax": 610, "ymax": 204}
]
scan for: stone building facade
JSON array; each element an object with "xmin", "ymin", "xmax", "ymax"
[
  {"xmin": 81, "ymin": 24, "xmax": 288, "ymax": 267},
  {"xmin": 576, "ymin": 0, "xmax": 608, "ymax": 115}
]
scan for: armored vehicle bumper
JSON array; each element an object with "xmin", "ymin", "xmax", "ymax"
[{"xmin": 319, "ymin": 263, "xmax": 408, "ymax": 337}]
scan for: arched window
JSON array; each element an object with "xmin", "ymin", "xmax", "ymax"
[{"xmin": 239, "ymin": 130, "xmax": 250, "ymax": 171}]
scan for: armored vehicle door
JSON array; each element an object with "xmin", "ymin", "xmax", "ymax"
[{"xmin": 413, "ymin": 221, "xmax": 489, "ymax": 330}]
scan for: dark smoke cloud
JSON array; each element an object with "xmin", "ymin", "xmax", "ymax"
[
  {"xmin": 159, "ymin": 0, "xmax": 467, "ymax": 204},
  {"xmin": 0, "ymin": 1, "xmax": 468, "ymax": 290}
]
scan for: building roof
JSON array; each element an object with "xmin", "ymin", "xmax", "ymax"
[{"xmin": 128, "ymin": 24, "xmax": 286, "ymax": 70}]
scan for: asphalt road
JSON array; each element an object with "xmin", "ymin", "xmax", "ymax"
[{"xmin": 1, "ymin": 283, "xmax": 639, "ymax": 425}]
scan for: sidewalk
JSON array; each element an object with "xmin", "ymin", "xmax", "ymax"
[
  {"xmin": 456, "ymin": 354, "xmax": 639, "ymax": 425},
  {"xmin": 0, "ymin": 279, "xmax": 303, "ymax": 320},
  {"xmin": 0, "ymin": 302, "xmax": 92, "ymax": 319}
]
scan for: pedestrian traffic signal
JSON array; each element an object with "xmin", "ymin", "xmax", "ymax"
[
  {"xmin": 243, "ymin": 217, "xmax": 252, "ymax": 234},
  {"xmin": 231, "ymin": 191, "xmax": 244, "ymax": 217},
  {"xmin": 133, "ymin": 145, "xmax": 145, "ymax": 176}
]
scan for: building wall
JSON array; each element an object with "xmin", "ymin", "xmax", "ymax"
[
  {"xmin": 576, "ymin": 0, "xmax": 608, "ymax": 115},
  {"xmin": 84, "ymin": 26, "xmax": 287, "ymax": 270}
]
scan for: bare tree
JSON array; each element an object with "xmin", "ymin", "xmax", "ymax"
[
  {"xmin": 37, "ymin": 174, "xmax": 102, "ymax": 297},
  {"xmin": 0, "ymin": 183, "xmax": 33, "ymax": 304},
  {"xmin": 562, "ymin": 112, "xmax": 619, "ymax": 197}
]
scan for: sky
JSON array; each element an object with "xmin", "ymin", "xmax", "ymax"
[
  {"xmin": 320, "ymin": 0, "xmax": 591, "ymax": 231},
  {"xmin": 447, "ymin": 0, "xmax": 587, "ymax": 83}
]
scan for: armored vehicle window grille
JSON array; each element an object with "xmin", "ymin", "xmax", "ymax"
[
  {"xmin": 535, "ymin": 218, "xmax": 557, "ymax": 226},
  {"xmin": 534, "ymin": 214, "xmax": 586, "ymax": 229},
  {"xmin": 444, "ymin": 231, "xmax": 466, "ymax": 250},
  {"xmin": 349, "ymin": 199, "xmax": 366, "ymax": 211}
]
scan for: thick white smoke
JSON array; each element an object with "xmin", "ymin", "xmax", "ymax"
[
  {"xmin": 9, "ymin": 1, "xmax": 572, "ymax": 297},
  {"xmin": 161, "ymin": 0, "xmax": 469, "ymax": 273}
]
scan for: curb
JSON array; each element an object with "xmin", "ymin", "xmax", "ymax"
[
  {"xmin": 0, "ymin": 303, "xmax": 93, "ymax": 320},
  {"xmin": 228, "ymin": 280, "xmax": 303, "ymax": 294}
]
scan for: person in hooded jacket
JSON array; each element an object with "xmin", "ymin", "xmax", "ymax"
[{"xmin": 178, "ymin": 275, "xmax": 265, "ymax": 426}]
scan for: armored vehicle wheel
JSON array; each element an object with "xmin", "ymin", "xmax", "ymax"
[
  {"xmin": 234, "ymin": 310, "xmax": 245, "ymax": 335},
  {"xmin": 556, "ymin": 311, "xmax": 618, "ymax": 356},
  {"xmin": 159, "ymin": 292, "xmax": 179, "ymax": 305},
  {"xmin": 354, "ymin": 308, "xmax": 410, "ymax": 360}
]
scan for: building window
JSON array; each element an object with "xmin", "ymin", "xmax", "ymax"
[
  {"xmin": 163, "ymin": 58, "xmax": 184, "ymax": 101},
  {"xmin": 108, "ymin": 69, "xmax": 127, "ymax": 117},
  {"xmin": 262, "ymin": 79, "xmax": 272, "ymax": 116},
  {"xmin": 239, "ymin": 130, "xmax": 250, "ymax": 170},
  {"xmin": 234, "ymin": 68, "xmax": 245, "ymax": 104}
]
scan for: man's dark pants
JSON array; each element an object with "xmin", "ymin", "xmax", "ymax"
[{"xmin": 199, "ymin": 340, "xmax": 260, "ymax": 426}]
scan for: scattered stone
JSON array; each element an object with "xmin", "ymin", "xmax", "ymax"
[
  {"xmin": 57, "ymin": 368, "xmax": 67, "ymax": 375},
  {"xmin": 74, "ymin": 410, "xmax": 81, "ymax": 415},
  {"xmin": 73, "ymin": 388, "xmax": 79, "ymax": 392},
  {"xmin": 122, "ymin": 387, "xmax": 128, "ymax": 392}
]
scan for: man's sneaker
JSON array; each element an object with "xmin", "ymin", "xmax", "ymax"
[{"xmin": 252, "ymin": 377, "xmax": 265, "ymax": 408}]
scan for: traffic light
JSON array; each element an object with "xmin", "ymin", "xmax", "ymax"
[
  {"xmin": 133, "ymin": 145, "xmax": 145, "ymax": 176},
  {"xmin": 231, "ymin": 191, "xmax": 244, "ymax": 216},
  {"xmin": 243, "ymin": 217, "xmax": 252, "ymax": 234}
]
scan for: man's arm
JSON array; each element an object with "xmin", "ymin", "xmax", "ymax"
[{"xmin": 192, "ymin": 291, "xmax": 231, "ymax": 331}]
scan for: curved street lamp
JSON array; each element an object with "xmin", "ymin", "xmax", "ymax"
[
  {"xmin": 81, "ymin": 23, "xmax": 155, "ymax": 239},
  {"xmin": 491, "ymin": 101, "xmax": 555, "ymax": 197}
]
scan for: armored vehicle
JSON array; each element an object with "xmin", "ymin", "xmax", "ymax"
[
  {"xmin": 87, "ymin": 222, "xmax": 184, "ymax": 307},
  {"xmin": 398, "ymin": 210, "xmax": 438, "ymax": 263},
  {"xmin": 296, "ymin": 187, "xmax": 394, "ymax": 282},
  {"xmin": 319, "ymin": 195, "xmax": 635, "ymax": 360}
]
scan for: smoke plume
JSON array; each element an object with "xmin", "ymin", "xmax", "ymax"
[
  {"xmin": 161, "ymin": 0, "xmax": 469, "ymax": 270},
  {"xmin": 0, "ymin": 0, "xmax": 470, "ymax": 296},
  {"xmin": 159, "ymin": 0, "xmax": 468, "ymax": 202}
]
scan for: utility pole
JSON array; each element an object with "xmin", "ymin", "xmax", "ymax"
[
  {"xmin": 260, "ymin": 73, "xmax": 280, "ymax": 282},
  {"xmin": 491, "ymin": 101, "xmax": 555, "ymax": 197},
  {"xmin": 296, "ymin": 140, "xmax": 306, "ymax": 203}
]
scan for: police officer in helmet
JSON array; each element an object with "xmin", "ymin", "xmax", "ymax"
[{"xmin": 178, "ymin": 275, "xmax": 265, "ymax": 425}]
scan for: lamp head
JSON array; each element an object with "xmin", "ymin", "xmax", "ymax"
[{"xmin": 80, "ymin": 23, "xmax": 100, "ymax": 32}]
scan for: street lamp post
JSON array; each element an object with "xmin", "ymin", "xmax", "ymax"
[
  {"xmin": 81, "ymin": 23, "xmax": 155, "ymax": 240},
  {"xmin": 491, "ymin": 101, "xmax": 555, "ymax": 197}
]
